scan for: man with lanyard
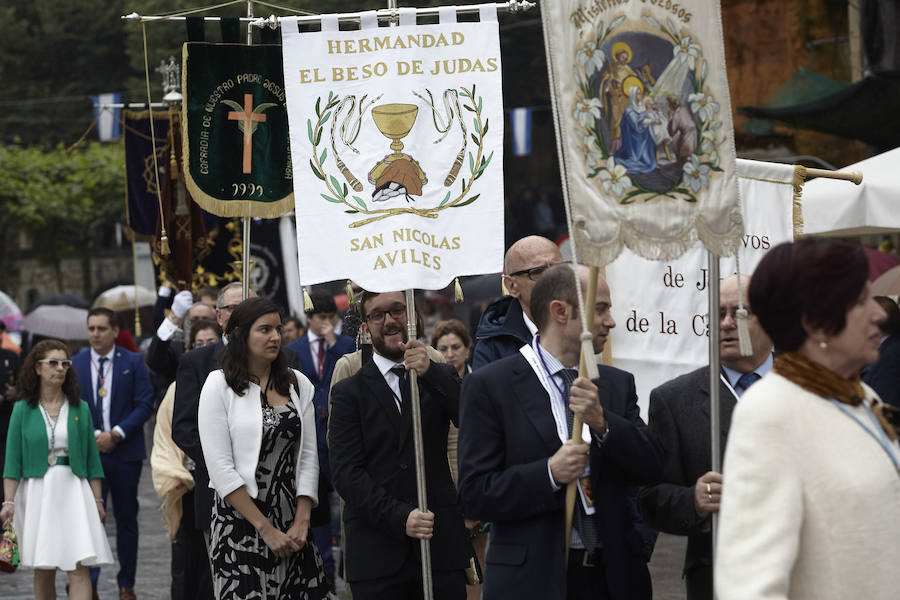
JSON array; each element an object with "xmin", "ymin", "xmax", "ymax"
[
  {"xmin": 638, "ymin": 274, "xmax": 774, "ymax": 600},
  {"xmin": 73, "ymin": 307, "xmax": 154, "ymax": 600},
  {"xmin": 471, "ymin": 235, "xmax": 563, "ymax": 369},
  {"xmin": 458, "ymin": 263, "xmax": 664, "ymax": 600}
]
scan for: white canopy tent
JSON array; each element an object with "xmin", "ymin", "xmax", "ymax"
[{"xmin": 802, "ymin": 146, "xmax": 900, "ymax": 237}]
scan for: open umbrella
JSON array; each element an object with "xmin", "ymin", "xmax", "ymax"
[
  {"xmin": 873, "ymin": 265, "xmax": 900, "ymax": 296},
  {"xmin": 20, "ymin": 305, "xmax": 89, "ymax": 340},
  {"xmin": 0, "ymin": 291, "xmax": 23, "ymax": 331},
  {"xmin": 93, "ymin": 284, "xmax": 157, "ymax": 312},
  {"xmin": 27, "ymin": 293, "xmax": 90, "ymax": 314}
]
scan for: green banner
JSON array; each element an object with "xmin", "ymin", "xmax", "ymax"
[{"xmin": 182, "ymin": 42, "xmax": 293, "ymax": 218}]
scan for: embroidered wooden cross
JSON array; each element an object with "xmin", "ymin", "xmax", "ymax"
[{"xmin": 227, "ymin": 93, "xmax": 267, "ymax": 174}]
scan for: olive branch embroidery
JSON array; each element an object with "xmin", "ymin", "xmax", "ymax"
[{"xmin": 308, "ymin": 87, "xmax": 493, "ymax": 228}]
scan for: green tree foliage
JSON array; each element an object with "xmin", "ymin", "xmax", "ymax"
[{"xmin": 0, "ymin": 142, "xmax": 124, "ymax": 292}]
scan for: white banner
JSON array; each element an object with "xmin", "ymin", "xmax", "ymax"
[
  {"xmin": 541, "ymin": 1, "xmax": 742, "ymax": 266},
  {"xmin": 281, "ymin": 6, "xmax": 505, "ymax": 291},
  {"xmin": 606, "ymin": 159, "xmax": 796, "ymax": 417}
]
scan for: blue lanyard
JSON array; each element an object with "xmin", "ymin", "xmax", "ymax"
[
  {"xmin": 534, "ymin": 335, "xmax": 571, "ymax": 407},
  {"xmin": 829, "ymin": 399, "xmax": 900, "ymax": 474}
]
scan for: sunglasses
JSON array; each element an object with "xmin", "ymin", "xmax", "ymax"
[{"xmin": 38, "ymin": 359, "xmax": 72, "ymax": 369}]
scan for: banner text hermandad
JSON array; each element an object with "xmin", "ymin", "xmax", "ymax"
[{"xmin": 281, "ymin": 8, "xmax": 505, "ymax": 292}]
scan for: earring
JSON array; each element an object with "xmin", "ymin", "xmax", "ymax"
[{"xmin": 819, "ymin": 337, "xmax": 828, "ymax": 350}]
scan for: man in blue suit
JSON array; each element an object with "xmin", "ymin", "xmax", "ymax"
[
  {"xmin": 73, "ymin": 307, "xmax": 153, "ymax": 600},
  {"xmin": 285, "ymin": 291, "xmax": 355, "ymax": 591},
  {"xmin": 459, "ymin": 264, "xmax": 663, "ymax": 600}
]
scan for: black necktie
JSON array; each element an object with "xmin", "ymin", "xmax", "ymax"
[
  {"xmin": 556, "ymin": 367, "xmax": 600, "ymax": 551},
  {"xmin": 736, "ymin": 371, "xmax": 761, "ymax": 396},
  {"xmin": 390, "ymin": 365, "xmax": 409, "ymax": 411}
]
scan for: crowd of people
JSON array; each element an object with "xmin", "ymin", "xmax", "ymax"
[{"xmin": 2, "ymin": 234, "xmax": 899, "ymax": 600}]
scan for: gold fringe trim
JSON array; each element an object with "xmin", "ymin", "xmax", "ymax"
[
  {"xmin": 159, "ymin": 232, "xmax": 171, "ymax": 255},
  {"xmin": 792, "ymin": 165, "xmax": 807, "ymax": 240},
  {"xmin": 345, "ymin": 280, "xmax": 355, "ymax": 303},
  {"xmin": 501, "ymin": 277, "xmax": 509, "ymax": 296},
  {"xmin": 303, "ymin": 287, "xmax": 314, "ymax": 312}
]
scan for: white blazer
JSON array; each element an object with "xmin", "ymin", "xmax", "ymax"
[{"xmin": 198, "ymin": 368, "xmax": 319, "ymax": 504}]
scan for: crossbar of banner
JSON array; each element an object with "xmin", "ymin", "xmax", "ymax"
[
  {"xmin": 94, "ymin": 103, "xmax": 168, "ymax": 109},
  {"xmin": 122, "ymin": 1, "xmax": 534, "ymax": 23}
]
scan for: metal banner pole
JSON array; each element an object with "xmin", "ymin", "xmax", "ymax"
[
  {"xmin": 707, "ymin": 251, "xmax": 721, "ymax": 598},
  {"xmin": 404, "ymin": 289, "xmax": 434, "ymax": 600},
  {"xmin": 241, "ymin": 0, "xmax": 254, "ymax": 300}
]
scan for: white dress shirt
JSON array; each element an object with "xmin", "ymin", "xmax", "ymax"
[
  {"xmin": 90, "ymin": 347, "xmax": 126, "ymax": 439},
  {"xmin": 372, "ymin": 352, "xmax": 405, "ymax": 412}
]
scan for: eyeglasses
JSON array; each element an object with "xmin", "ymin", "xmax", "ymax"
[
  {"xmin": 217, "ymin": 303, "xmax": 240, "ymax": 312},
  {"xmin": 365, "ymin": 306, "xmax": 407, "ymax": 325},
  {"xmin": 38, "ymin": 359, "xmax": 72, "ymax": 369},
  {"xmin": 507, "ymin": 263, "xmax": 558, "ymax": 281}
]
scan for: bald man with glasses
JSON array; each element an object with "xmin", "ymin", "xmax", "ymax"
[{"xmin": 471, "ymin": 235, "xmax": 563, "ymax": 370}]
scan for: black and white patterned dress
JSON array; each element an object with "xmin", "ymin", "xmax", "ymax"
[{"xmin": 210, "ymin": 403, "xmax": 328, "ymax": 600}]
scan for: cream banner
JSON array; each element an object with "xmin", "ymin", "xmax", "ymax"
[
  {"xmin": 605, "ymin": 159, "xmax": 796, "ymax": 417},
  {"xmin": 281, "ymin": 6, "xmax": 505, "ymax": 291},
  {"xmin": 541, "ymin": 0, "xmax": 742, "ymax": 266}
]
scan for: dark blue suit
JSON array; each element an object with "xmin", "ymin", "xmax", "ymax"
[
  {"xmin": 73, "ymin": 346, "xmax": 153, "ymax": 589},
  {"xmin": 458, "ymin": 353, "xmax": 664, "ymax": 600},
  {"xmin": 286, "ymin": 333, "xmax": 355, "ymax": 577}
]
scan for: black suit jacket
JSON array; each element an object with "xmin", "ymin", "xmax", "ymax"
[
  {"xmin": 172, "ymin": 341, "xmax": 222, "ymax": 530},
  {"xmin": 638, "ymin": 365, "xmax": 736, "ymax": 577},
  {"xmin": 458, "ymin": 353, "xmax": 664, "ymax": 600},
  {"xmin": 172, "ymin": 342, "xmax": 300, "ymax": 529},
  {"xmin": 863, "ymin": 334, "xmax": 900, "ymax": 409},
  {"xmin": 328, "ymin": 359, "xmax": 470, "ymax": 583}
]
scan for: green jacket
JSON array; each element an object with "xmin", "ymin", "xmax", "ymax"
[{"xmin": 3, "ymin": 399, "xmax": 104, "ymax": 480}]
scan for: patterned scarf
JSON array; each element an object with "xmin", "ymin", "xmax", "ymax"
[{"xmin": 774, "ymin": 351, "xmax": 899, "ymax": 441}]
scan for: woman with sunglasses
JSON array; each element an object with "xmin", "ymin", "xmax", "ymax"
[
  {"xmin": 198, "ymin": 298, "xmax": 327, "ymax": 599},
  {"xmin": 1, "ymin": 340, "xmax": 112, "ymax": 600}
]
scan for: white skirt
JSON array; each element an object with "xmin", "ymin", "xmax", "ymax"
[{"xmin": 13, "ymin": 464, "xmax": 114, "ymax": 571}]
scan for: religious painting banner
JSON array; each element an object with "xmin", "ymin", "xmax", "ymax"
[
  {"xmin": 541, "ymin": 0, "xmax": 742, "ymax": 266},
  {"xmin": 605, "ymin": 159, "xmax": 795, "ymax": 417},
  {"xmin": 281, "ymin": 6, "xmax": 505, "ymax": 291},
  {"xmin": 182, "ymin": 42, "xmax": 293, "ymax": 218},
  {"xmin": 123, "ymin": 109, "xmax": 171, "ymax": 241}
]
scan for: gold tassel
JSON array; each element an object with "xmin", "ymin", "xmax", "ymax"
[
  {"xmin": 454, "ymin": 277, "xmax": 464, "ymax": 303},
  {"xmin": 159, "ymin": 231, "xmax": 171, "ymax": 255},
  {"xmin": 346, "ymin": 280, "xmax": 355, "ymax": 303},
  {"xmin": 501, "ymin": 277, "xmax": 509, "ymax": 296},
  {"xmin": 303, "ymin": 287, "xmax": 314, "ymax": 312}
]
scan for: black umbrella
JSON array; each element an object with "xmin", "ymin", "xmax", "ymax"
[{"xmin": 27, "ymin": 293, "xmax": 91, "ymax": 314}]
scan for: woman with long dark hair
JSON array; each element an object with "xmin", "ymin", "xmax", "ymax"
[
  {"xmin": 1, "ymin": 340, "xmax": 112, "ymax": 600},
  {"xmin": 198, "ymin": 298, "xmax": 327, "ymax": 599}
]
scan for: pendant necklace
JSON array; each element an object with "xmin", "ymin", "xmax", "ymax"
[
  {"xmin": 260, "ymin": 370, "xmax": 279, "ymax": 427},
  {"xmin": 39, "ymin": 400, "xmax": 61, "ymax": 466}
]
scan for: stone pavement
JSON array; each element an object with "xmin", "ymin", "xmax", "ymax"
[{"xmin": 4, "ymin": 422, "xmax": 688, "ymax": 599}]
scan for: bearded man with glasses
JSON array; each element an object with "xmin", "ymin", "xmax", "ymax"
[
  {"xmin": 328, "ymin": 290, "xmax": 472, "ymax": 599},
  {"xmin": 471, "ymin": 235, "xmax": 563, "ymax": 370}
]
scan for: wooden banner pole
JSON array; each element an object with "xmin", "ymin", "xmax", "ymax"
[
  {"xmin": 564, "ymin": 265, "xmax": 599, "ymax": 563},
  {"xmin": 404, "ymin": 289, "xmax": 434, "ymax": 600}
]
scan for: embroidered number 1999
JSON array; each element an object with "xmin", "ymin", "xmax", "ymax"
[{"xmin": 232, "ymin": 183, "xmax": 265, "ymax": 198}]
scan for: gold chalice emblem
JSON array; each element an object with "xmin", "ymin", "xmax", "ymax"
[{"xmin": 369, "ymin": 103, "xmax": 427, "ymax": 201}]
